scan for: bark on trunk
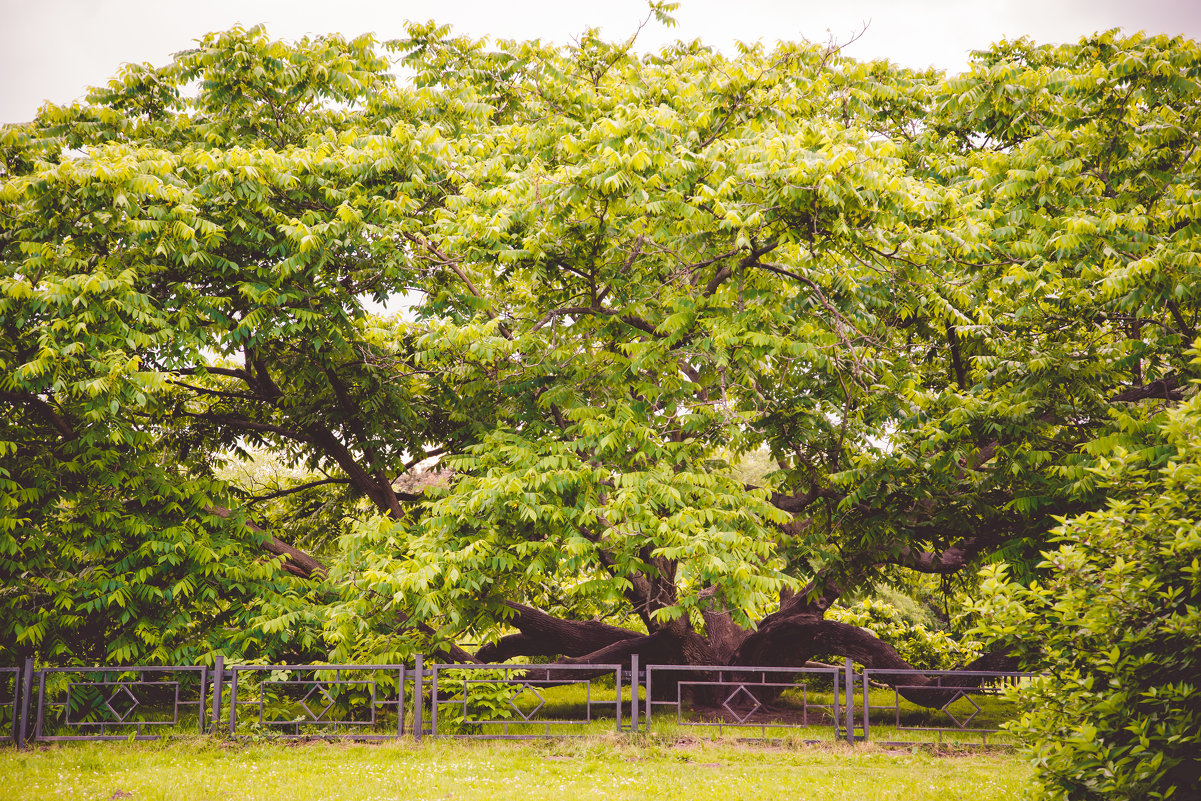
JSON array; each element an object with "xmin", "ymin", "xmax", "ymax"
[
  {"xmin": 474, "ymin": 602, "xmax": 642, "ymax": 662},
  {"xmin": 261, "ymin": 534, "xmax": 329, "ymax": 579}
]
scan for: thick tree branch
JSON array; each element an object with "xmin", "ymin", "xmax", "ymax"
[
  {"xmin": 208, "ymin": 505, "xmax": 329, "ymax": 579},
  {"xmin": 247, "ymin": 349, "xmax": 284, "ymax": 400},
  {"xmin": 1166, "ymin": 299, "xmax": 1198, "ymax": 343},
  {"xmin": 887, "ymin": 538, "xmax": 983, "ymax": 574},
  {"xmin": 261, "ymin": 534, "xmax": 330, "ymax": 579},
  {"xmin": 731, "ymin": 614, "xmax": 1014, "ymax": 707},
  {"xmin": 189, "ymin": 411, "xmax": 400, "ymax": 517},
  {"xmin": 417, "ymin": 624, "xmax": 483, "ymax": 664},
  {"xmin": 550, "ymin": 627, "xmax": 716, "ymax": 671},
  {"xmin": 1110, "ymin": 374, "xmax": 1182, "ymax": 403},
  {"xmin": 768, "ymin": 485, "xmax": 838, "ymax": 514},
  {"xmin": 595, "ymin": 235, "xmax": 644, "ymax": 306},
  {"xmin": 187, "ymin": 411, "xmax": 310, "ymax": 443},
  {"xmin": 475, "ymin": 602, "xmax": 641, "ymax": 662},
  {"xmin": 1, "ymin": 390, "xmax": 76, "ymax": 439},
  {"xmin": 174, "ymin": 365, "xmax": 255, "ymax": 383},
  {"xmin": 578, "ymin": 520, "xmax": 658, "ymax": 629},
  {"xmin": 168, "ymin": 379, "xmax": 262, "ymax": 403}
]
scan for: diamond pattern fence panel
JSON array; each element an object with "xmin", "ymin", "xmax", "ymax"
[
  {"xmin": 859, "ymin": 669, "xmax": 1032, "ymax": 746},
  {"xmin": 226, "ymin": 664, "xmax": 408, "ymax": 739},
  {"xmin": 427, "ymin": 662, "xmax": 624, "ymax": 738},
  {"xmin": 31, "ymin": 666, "xmax": 209, "ymax": 741},
  {"xmin": 643, "ymin": 664, "xmax": 844, "ymax": 742}
]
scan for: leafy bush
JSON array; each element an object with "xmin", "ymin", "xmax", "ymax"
[
  {"xmin": 825, "ymin": 598, "xmax": 981, "ymax": 670},
  {"xmin": 977, "ymin": 389, "xmax": 1201, "ymax": 800}
]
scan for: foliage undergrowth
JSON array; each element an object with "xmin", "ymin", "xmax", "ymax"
[{"xmin": 825, "ymin": 597, "xmax": 982, "ymax": 670}]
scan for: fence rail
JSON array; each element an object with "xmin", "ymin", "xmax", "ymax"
[{"xmin": 2, "ymin": 657, "xmax": 1031, "ymax": 748}]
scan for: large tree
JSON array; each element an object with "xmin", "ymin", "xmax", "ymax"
[{"xmin": 2, "ymin": 18, "xmax": 1198, "ymax": 693}]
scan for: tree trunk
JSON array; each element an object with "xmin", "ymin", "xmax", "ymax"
[{"xmin": 472, "ymin": 600, "xmax": 1018, "ymax": 709}]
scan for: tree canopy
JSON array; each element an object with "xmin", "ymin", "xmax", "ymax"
[{"xmin": 2, "ymin": 16, "xmax": 1199, "ymax": 717}]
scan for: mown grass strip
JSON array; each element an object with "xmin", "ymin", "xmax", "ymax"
[{"xmin": 1, "ymin": 736, "xmax": 1031, "ymax": 801}]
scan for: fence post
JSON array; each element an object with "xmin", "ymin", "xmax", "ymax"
[
  {"xmin": 862, "ymin": 670, "xmax": 871, "ymax": 743},
  {"xmin": 844, "ymin": 657, "xmax": 855, "ymax": 744},
  {"xmin": 412, "ymin": 654, "xmax": 423, "ymax": 741},
  {"xmin": 17, "ymin": 657, "xmax": 34, "ymax": 748},
  {"xmin": 616, "ymin": 658, "xmax": 623, "ymax": 734},
  {"xmin": 630, "ymin": 654, "xmax": 639, "ymax": 734},
  {"xmin": 198, "ymin": 662, "xmax": 207, "ymax": 734},
  {"xmin": 833, "ymin": 662, "xmax": 840, "ymax": 740},
  {"xmin": 227, "ymin": 665, "xmax": 238, "ymax": 737},
  {"xmin": 210, "ymin": 655, "xmax": 224, "ymax": 735},
  {"xmin": 397, "ymin": 665, "xmax": 406, "ymax": 738}
]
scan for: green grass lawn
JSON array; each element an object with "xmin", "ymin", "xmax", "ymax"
[{"xmin": 1, "ymin": 737, "xmax": 1032, "ymax": 801}]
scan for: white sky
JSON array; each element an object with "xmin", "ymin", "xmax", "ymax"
[{"xmin": 1, "ymin": 0, "xmax": 1199, "ymax": 124}]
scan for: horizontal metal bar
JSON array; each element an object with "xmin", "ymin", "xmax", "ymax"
[
  {"xmin": 862, "ymin": 670, "xmax": 1034, "ymax": 677},
  {"xmin": 260, "ymin": 679, "xmax": 375, "ymax": 685},
  {"xmin": 41, "ymin": 720, "xmax": 200, "ymax": 733},
  {"xmin": 871, "ymin": 741, "xmax": 1010, "ymax": 748},
  {"xmin": 230, "ymin": 664, "xmax": 409, "ymax": 671},
  {"xmin": 646, "ymin": 665, "xmax": 840, "ymax": 675},
  {"xmin": 432, "ymin": 733, "xmax": 596, "ymax": 740},
  {"xmin": 229, "ymin": 734, "xmax": 408, "ymax": 741},
  {"xmin": 893, "ymin": 726, "xmax": 1007, "ymax": 733},
  {"xmin": 676, "ymin": 680, "xmax": 810, "ymax": 688},
  {"xmin": 59, "ymin": 680, "xmax": 182, "ymax": 686},
  {"xmin": 36, "ymin": 666, "xmax": 204, "ymax": 673},
  {"xmin": 429, "ymin": 664, "xmax": 622, "ymax": 671},
  {"xmin": 38, "ymin": 735, "xmax": 178, "ymax": 742}
]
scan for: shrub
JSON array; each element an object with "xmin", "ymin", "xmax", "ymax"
[
  {"xmin": 976, "ymin": 392, "xmax": 1201, "ymax": 800},
  {"xmin": 825, "ymin": 597, "xmax": 981, "ymax": 670}
]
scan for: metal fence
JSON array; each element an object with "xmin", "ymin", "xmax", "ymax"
[
  {"xmin": 2, "ymin": 656, "xmax": 1031, "ymax": 748},
  {"xmin": 859, "ymin": 669, "xmax": 1031, "ymax": 746},
  {"xmin": 426, "ymin": 660, "xmax": 624, "ymax": 738},
  {"xmin": 226, "ymin": 661, "xmax": 409, "ymax": 739},
  {"xmin": 31, "ymin": 665, "xmax": 209, "ymax": 742},
  {"xmin": 644, "ymin": 662, "xmax": 844, "ymax": 741}
]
